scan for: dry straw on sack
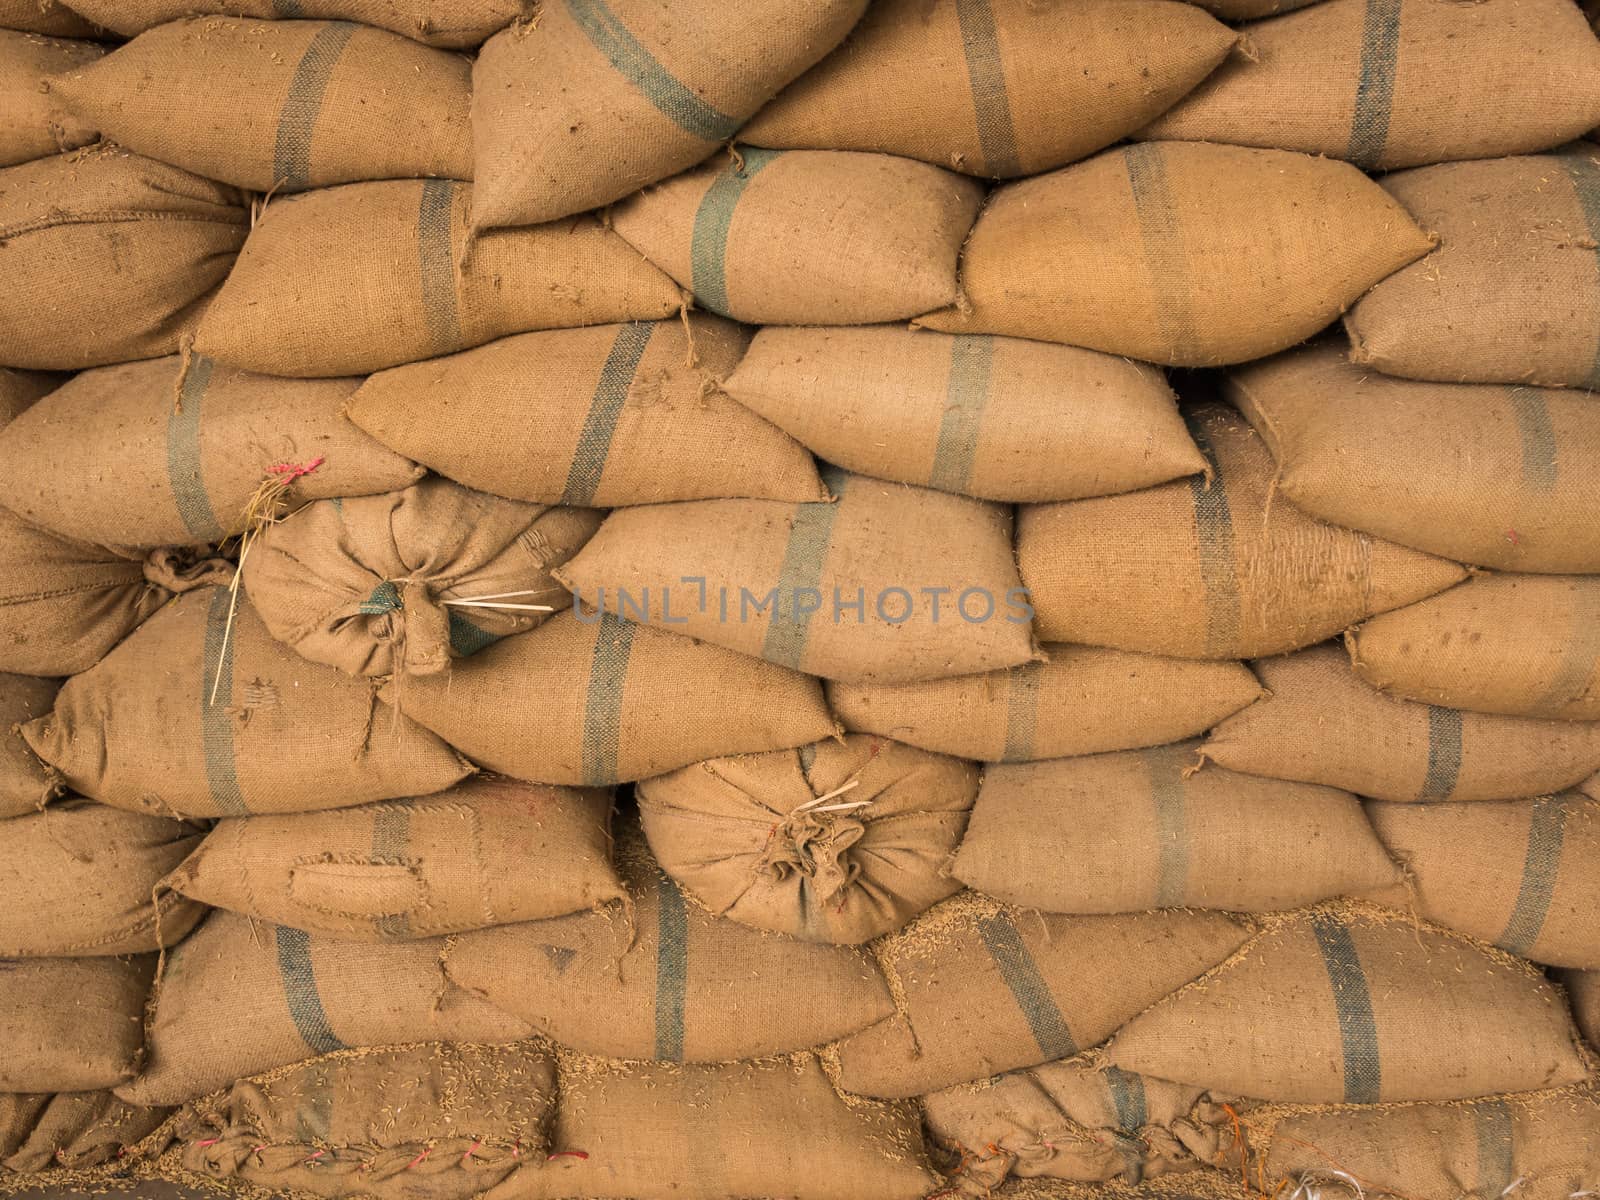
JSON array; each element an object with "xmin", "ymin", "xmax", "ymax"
[
  {"xmin": 59, "ymin": 0, "xmax": 527, "ymax": 47},
  {"xmin": 0, "ymin": 673, "xmax": 58, "ymax": 817},
  {"xmin": 0, "ymin": 1093, "xmax": 172, "ymax": 1175},
  {"xmin": 742, "ymin": 0, "xmax": 1236, "ymax": 179},
  {"xmin": 0, "ymin": 956, "xmax": 154, "ymax": 1093},
  {"xmin": 0, "ymin": 29, "xmax": 102, "ymax": 168},
  {"xmin": 347, "ymin": 315, "xmax": 826, "ymax": 507},
  {"xmin": 0, "ymin": 0, "xmax": 105, "ymax": 37}
]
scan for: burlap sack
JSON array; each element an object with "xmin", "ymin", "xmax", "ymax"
[
  {"xmin": 828, "ymin": 646, "xmax": 1264, "ymax": 763},
  {"xmin": 1017, "ymin": 404, "xmax": 1465, "ymax": 659},
  {"xmin": 723, "ymin": 326, "xmax": 1205, "ymax": 503},
  {"xmin": 170, "ymin": 776, "xmax": 623, "ymax": 941},
  {"xmin": 445, "ymin": 828, "xmax": 894, "ymax": 1061},
  {"xmin": 348, "ymin": 317, "xmax": 825, "ymax": 507},
  {"xmin": 636, "ymin": 735, "xmax": 976, "ymax": 943},
  {"xmin": 743, "ymin": 0, "xmax": 1235, "ymax": 178},
  {"xmin": 177, "ymin": 1042, "xmax": 554, "ymax": 1200},
  {"xmin": 0, "ymin": 30, "xmax": 101, "ymax": 168},
  {"xmin": 0, "ymin": 356, "xmax": 422, "ymax": 549},
  {"xmin": 241, "ymin": 479, "xmax": 600, "ymax": 678},
  {"xmin": 24, "ymin": 587, "xmax": 472, "ymax": 818},
  {"xmin": 1143, "ymin": 0, "xmax": 1600, "ymax": 171},
  {"xmin": 0, "ymin": 956, "xmax": 154, "ymax": 1093},
  {"xmin": 484, "ymin": 1051, "xmax": 936, "ymax": 1200},
  {"xmin": 388, "ymin": 611, "xmax": 837, "ymax": 786},
  {"xmin": 1565, "ymin": 969, "xmax": 1600, "ymax": 1051},
  {"xmin": 469, "ymin": 0, "xmax": 867, "ymax": 229},
  {"xmin": 1109, "ymin": 905, "xmax": 1589, "ymax": 1104},
  {"xmin": 54, "ymin": 18, "xmax": 472, "ymax": 193},
  {"xmin": 0, "ymin": 0, "xmax": 104, "ymax": 37},
  {"xmin": 556, "ymin": 471, "xmax": 1035, "ymax": 685},
  {"xmin": 0, "ymin": 147, "xmax": 248, "ymax": 371},
  {"xmin": 0, "ymin": 368, "xmax": 59, "ymax": 428},
  {"xmin": 1347, "ymin": 149, "xmax": 1600, "ymax": 389},
  {"xmin": 917, "ymin": 141, "xmax": 1433, "ymax": 367},
  {"xmin": 1230, "ymin": 340, "xmax": 1600, "ymax": 573},
  {"xmin": 190, "ymin": 180, "xmax": 681, "ymax": 377},
  {"xmin": 956, "ymin": 742, "xmax": 1400, "ymax": 914},
  {"xmin": 117, "ymin": 910, "xmax": 532, "ymax": 1107},
  {"xmin": 1204, "ymin": 645, "xmax": 1600, "ymax": 804},
  {"xmin": 832, "ymin": 893, "xmax": 1251, "ymax": 1098},
  {"xmin": 58, "ymin": 1, "xmax": 525, "ymax": 47},
  {"xmin": 1167, "ymin": 0, "xmax": 1318, "ymax": 21},
  {"xmin": 0, "ymin": 801, "xmax": 205, "ymax": 957},
  {"xmin": 0, "ymin": 673, "xmax": 57, "ymax": 818},
  {"xmin": 610, "ymin": 148, "xmax": 984, "ymax": 325},
  {"xmin": 0, "ymin": 1092, "xmax": 171, "ymax": 1175}
]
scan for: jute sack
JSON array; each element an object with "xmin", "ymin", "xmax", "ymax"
[
  {"xmin": 636, "ymin": 734, "xmax": 976, "ymax": 944},
  {"xmin": 0, "ymin": 673, "xmax": 57, "ymax": 817},
  {"xmin": 1347, "ymin": 149, "xmax": 1600, "ymax": 389},
  {"xmin": 0, "ymin": 802, "xmax": 205, "ymax": 957},
  {"xmin": 0, "ymin": 956, "xmax": 154, "ymax": 1093},
  {"xmin": 0, "ymin": 148, "xmax": 248, "ymax": 371},
  {"xmin": 0, "ymin": 356, "xmax": 422, "ymax": 549},
  {"xmin": 347, "ymin": 317, "xmax": 825, "ymax": 507},
  {"xmin": 387, "ymin": 611, "xmax": 837, "ymax": 786},
  {"xmin": 1175, "ymin": 0, "xmax": 1318, "ymax": 21},
  {"xmin": 0, "ymin": 30, "xmax": 102, "ymax": 168},
  {"xmin": 0, "ymin": 1092, "xmax": 172, "ymax": 1175},
  {"xmin": 1230, "ymin": 340, "xmax": 1600, "ymax": 573},
  {"xmin": 955, "ymin": 742, "xmax": 1400, "ymax": 915},
  {"xmin": 444, "ymin": 827, "xmax": 894, "ymax": 1061},
  {"xmin": 555, "ymin": 471, "xmax": 1036, "ymax": 685},
  {"xmin": 1017, "ymin": 404, "xmax": 1466, "ymax": 659},
  {"xmin": 1204, "ymin": 645, "xmax": 1600, "ymax": 804},
  {"xmin": 827, "ymin": 646, "xmax": 1264, "ymax": 763},
  {"xmin": 0, "ymin": 368, "xmax": 59, "ymax": 427},
  {"xmin": 484, "ymin": 1051, "xmax": 936, "ymax": 1200},
  {"xmin": 1367, "ymin": 793, "xmax": 1600, "ymax": 969},
  {"xmin": 832, "ymin": 893, "xmax": 1252, "ymax": 1098},
  {"xmin": 1142, "ymin": 0, "xmax": 1600, "ymax": 171},
  {"xmin": 241, "ymin": 478, "xmax": 600, "ymax": 678},
  {"xmin": 24, "ymin": 587, "xmax": 472, "ymax": 818},
  {"xmin": 57, "ymin": 1, "xmax": 525, "ymax": 47},
  {"xmin": 1352, "ymin": 576, "xmax": 1600, "ymax": 720},
  {"xmin": 178, "ymin": 1043, "xmax": 555, "ymax": 1200},
  {"xmin": 470, "ymin": 0, "xmax": 866, "ymax": 229},
  {"xmin": 742, "ymin": 0, "xmax": 1235, "ymax": 179},
  {"xmin": 917, "ymin": 141, "xmax": 1433, "ymax": 367},
  {"xmin": 169, "ymin": 776, "xmax": 623, "ymax": 941},
  {"xmin": 610, "ymin": 149, "xmax": 984, "ymax": 326},
  {"xmin": 722, "ymin": 326, "xmax": 1206, "ymax": 503},
  {"xmin": 1108, "ymin": 905, "xmax": 1590, "ymax": 1104},
  {"xmin": 0, "ymin": 0, "xmax": 105, "ymax": 36},
  {"xmin": 117, "ymin": 910, "xmax": 532, "ymax": 1107},
  {"xmin": 190, "ymin": 180, "xmax": 681, "ymax": 377},
  {"xmin": 1565, "ymin": 969, "xmax": 1600, "ymax": 1051}
]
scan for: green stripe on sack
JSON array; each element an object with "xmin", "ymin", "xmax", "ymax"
[
  {"xmin": 654, "ymin": 871, "xmax": 689, "ymax": 1061},
  {"xmin": 1124, "ymin": 143, "xmax": 1199, "ymax": 364},
  {"xmin": 580, "ymin": 612, "xmax": 636, "ymax": 786},
  {"xmin": 1309, "ymin": 913, "xmax": 1382, "ymax": 1104},
  {"xmin": 1508, "ymin": 386, "xmax": 1559, "ymax": 494},
  {"xmin": 1103, "ymin": 1066, "xmax": 1149, "ymax": 1134},
  {"xmin": 1417, "ymin": 705, "xmax": 1463, "ymax": 801},
  {"xmin": 952, "ymin": 0, "xmax": 1021, "ymax": 177},
  {"xmin": 976, "ymin": 912, "xmax": 1077, "ymax": 1061},
  {"xmin": 271, "ymin": 21, "xmax": 357, "ymax": 191},
  {"xmin": 1182, "ymin": 412, "xmax": 1243, "ymax": 656},
  {"xmin": 689, "ymin": 148, "xmax": 782, "ymax": 317},
  {"xmin": 417, "ymin": 179, "xmax": 463, "ymax": 355},
  {"xmin": 166, "ymin": 355, "xmax": 226, "ymax": 543},
  {"xmin": 274, "ymin": 926, "xmax": 348, "ymax": 1056},
  {"xmin": 371, "ymin": 805, "xmax": 413, "ymax": 940},
  {"xmin": 1556, "ymin": 149, "xmax": 1600, "ymax": 390},
  {"xmin": 358, "ymin": 580, "xmax": 402, "ymax": 615},
  {"xmin": 1474, "ymin": 1099, "xmax": 1516, "ymax": 1200},
  {"xmin": 447, "ymin": 611, "xmax": 502, "ymax": 658},
  {"xmin": 929, "ymin": 335, "xmax": 995, "ymax": 494},
  {"xmin": 1497, "ymin": 795, "xmax": 1567, "ymax": 958},
  {"xmin": 1141, "ymin": 746, "xmax": 1188, "ymax": 908},
  {"xmin": 1346, "ymin": 0, "xmax": 1402, "ymax": 171},
  {"xmin": 565, "ymin": 0, "xmax": 741, "ymax": 143},
  {"xmin": 271, "ymin": 0, "xmax": 306, "ymax": 14},
  {"xmin": 761, "ymin": 464, "xmax": 846, "ymax": 671},
  {"xmin": 999, "ymin": 665, "xmax": 1042, "ymax": 763},
  {"xmin": 201, "ymin": 587, "xmax": 250, "ymax": 817},
  {"xmin": 562, "ymin": 322, "xmax": 657, "ymax": 506}
]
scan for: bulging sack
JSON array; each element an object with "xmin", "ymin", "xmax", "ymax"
[
  {"xmin": 0, "ymin": 956, "xmax": 154, "ymax": 1093},
  {"xmin": 917, "ymin": 141, "xmax": 1433, "ymax": 367},
  {"xmin": 0, "ymin": 1092, "xmax": 171, "ymax": 1175},
  {"xmin": 610, "ymin": 148, "xmax": 984, "ymax": 326},
  {"xmin": 57, "ymin": 0, "xmax": 527, "ymax": 48},
  {"xmin": 0, "ymin": 0, "xmax": 105, "ymax": 37},
  {"xmin": 0, "ymin": 673, "xmax": 57, "ymax": 818},
  {"xmin": 723, "ymin": 326, "xmax": 1204, "ymax": 503},
  {"xmin": 347, "ymin": 316, "xmax": 825, "ymax": 507},
  {"xmin": 0, "ymin": 29, "xmax": 102, "ymax": 168},
  {"xmin": 169, "ymin": 776, "xmax": 623, "ymax": 941},
  {"xmin": 636, "ymin": 735, "xmax": 976, "ymax": 943}
]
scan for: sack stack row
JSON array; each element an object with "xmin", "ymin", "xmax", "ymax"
[{"xmin": 3, "ymin": 0, "xmax": 1600, "ymax": 1197}]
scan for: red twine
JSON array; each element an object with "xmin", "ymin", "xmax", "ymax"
[
  {"xmin": 406, "ymin": 1148, "xmax": 431, "ymax": 1170},
  {"xmin": 547, "ymin": 1150, "xmax": 590, "ymax": 1162},
  {"xmin": 266, "ymin": 455, "xmax": 326, "ymax": 481}
]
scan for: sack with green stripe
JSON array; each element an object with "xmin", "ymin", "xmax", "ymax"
[
  {"xmin": 1, "ymin": 956, "xmax": 154, "ymax": 1093},
  {"xmin": 1204, "ymin": 645, "xmax": 1600, "ymax": 804},
  {"xmin": 24, "ymin": 587, "xmax": 472, "ymax": 819},
  {"xmin": 0, "ymin": 673, "xmax": 57, "ymax": 818},
  {"xmin": 0, "ymin": 28, "xmax": 102, "ymax": 168},
  {"xmin": 722, "ymin": 326, "xmax": 1206, "ymax": 503},
  {"xmin": 444, "ymin": 824, "xmax": 894, "ymax": 1062},
  {"xmin": 0, "ymin": 356, "xmax": 421, "ymax": 550},
  {"xmin": 241, "ymin": 478, "xmax": 600, "ymax": 678},
  {"xmin": 0, "ymin": 147, "xmax": 248, "ymax": 371},
  {"xmin": 610, "ymin": 147, "xmax": 984, "ymax": 326},
  {"xmin": 347, "ymin": 315, "xmax": 826, "ymax": 507},
  {"xmin": 955, "ymin": 741, "xmax": 1400, "ymax": 915},
  {"xmin": 168, "ymin": 776, "xmax": 623, "ymax": 941},
  {"xmin": 1230, "ymin": 340, "xmax": 1600, "ymax": 574},
  {"xmin": 0, "ymin": 369, "xmax": 59, "ymax": 429},
  {"xmin": 468, "ymin": 0, "xmax": 867, "ymax": 228},
  {"xmin": 190, "ymin": 179, "xmax": 681, "ymax": 378},
  {"xmin": 636, "ymin": 734, "xmax": 976, "ymax": 944},
  {"xmin": 1017, "ymin": 404, "xmax": 1465, "ymax": 660},
  {"xmin": 831, "ymin": 892, "xmax": 1251, "ymax": 1099},
  {"xmin": 117, "ymin": 909, "xmax": 532, "ymax": 1107},
  {"xmin": 1108, "ymin": 905, "xmax": 1590, "ymax": 1103},
  {"xmin": 0, "ymin": 0, "xmax": 105, "ymax": 37},
  {"xmin": 0, "ymin": 1091, "xmax": 172, "ymax": 1176},
  {"xmin": 57, "ymin": 0, "xmax": 526, "ymax": 48}
]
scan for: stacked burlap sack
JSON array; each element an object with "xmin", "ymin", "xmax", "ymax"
[{"xmin": 2, "ymin": 1, "xmax": 1600, "ymax": 1198}]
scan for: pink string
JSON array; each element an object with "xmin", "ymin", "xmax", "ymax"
[{"xmin": 266, "ymin": 455, "xmax": 326, "ymax": 480}]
